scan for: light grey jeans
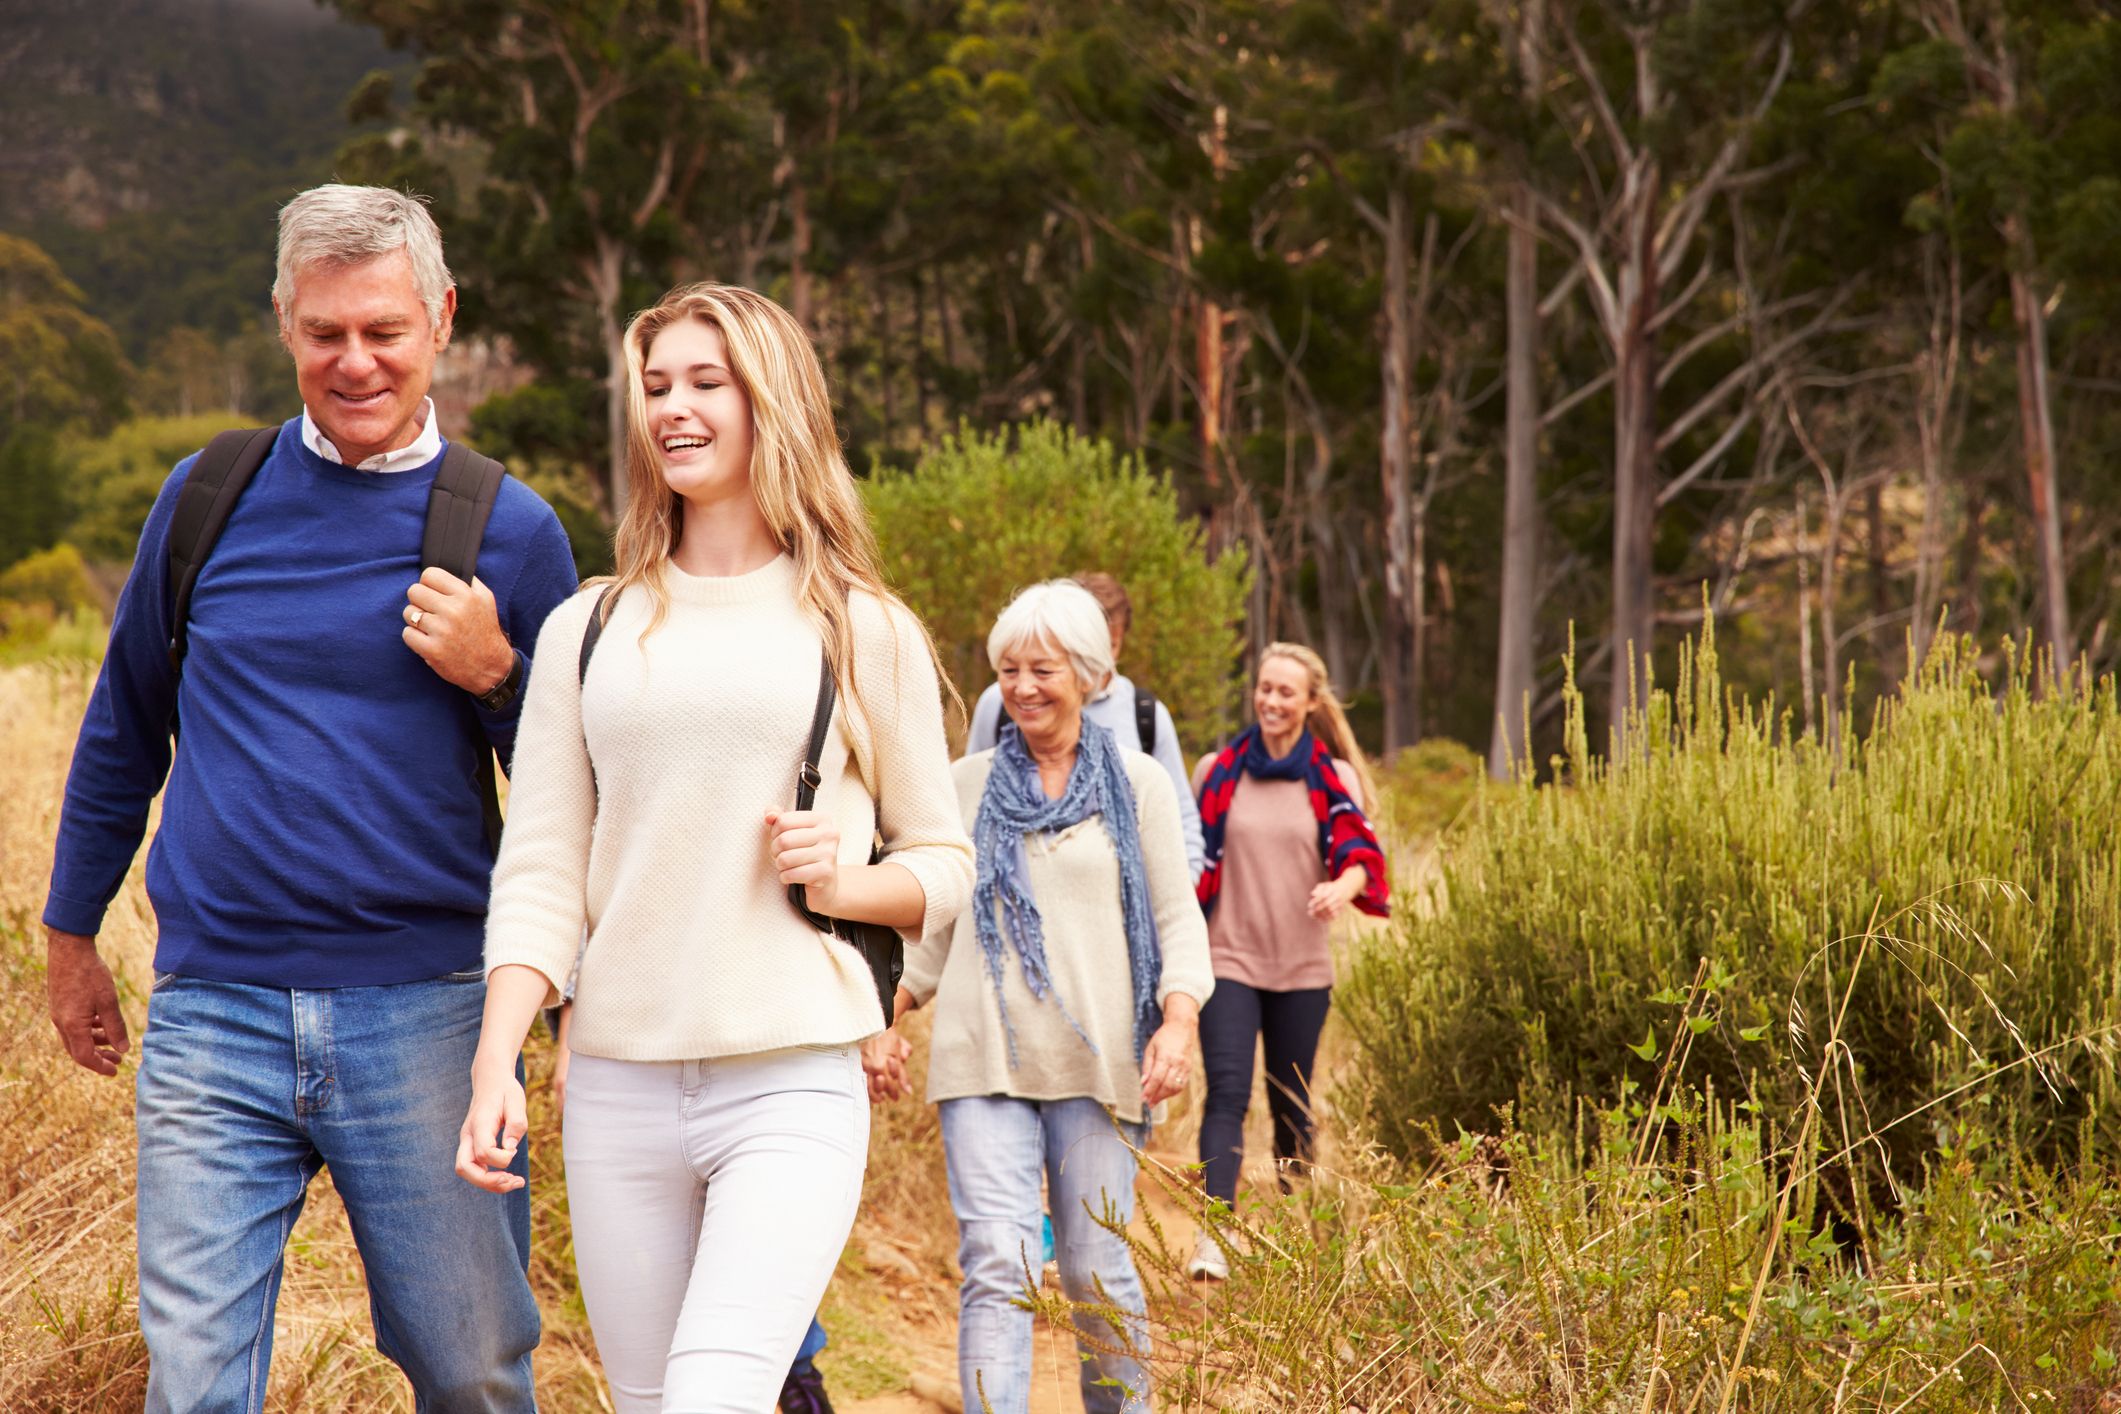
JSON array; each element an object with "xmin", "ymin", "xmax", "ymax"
[
  {"xmin": 563, "ymin": 1044, "xmax": 869, "ymax": 1413},
  {"xmin": 940, "ymin": 1096, "xmax": 1152, "ymax": 1414}
]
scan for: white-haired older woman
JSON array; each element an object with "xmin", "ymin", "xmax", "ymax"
[{"xmin": 871, "ymin": 579, "xmax": 1212, "ymax": 1414}]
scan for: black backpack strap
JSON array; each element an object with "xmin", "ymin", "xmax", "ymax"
[
  {"xmin": 1135, "ymin": 686, "xmax": 1158, "ymax": 754},
  {"xmin": 787, "ymin": 652, "xmax": 902, "ymax": 1025},
  {"xmin": 578, "ymin": 584, "xmax": 619, "ymax": 686},
  {"xmin": 166, "ymin": 426, "xmax": 278, "ymax": 671},
  {"xmin": 790, "ymin": 652, "xmax": 839, "ymax": 914},
  {"xmin": 421, "ymin": 441, "xmax": 509, "ymax": 855},
  {"xmin": 422, "ymin": 442, "xmax": 507, "ymax": 586}
]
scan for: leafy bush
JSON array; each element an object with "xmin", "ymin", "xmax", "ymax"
[
  {"xmin": 62, "ymin": 412, "xmax": 260, "ymax": 564},
  {"xmin": 1340, "ymin": 619, "xmax": 2121, "ymax": 1172},
  {"xmin": 0, "ymin": 545, "xmax": 106, "ymax": 663},
  {"xmin": 865, "ymin": 421, "xmax": 1251, "ymax": 749}
]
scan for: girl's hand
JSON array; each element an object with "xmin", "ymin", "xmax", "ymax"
[
  {"xmin": 860, "ymin": 1027, "xmax": 913, "ymax": 1103},
  {"xmin": 455, "ymin": 1061, "xmax": 528, "ymax": 1193},
  {"xmin": 767, "ymin": 809, "xmax": 842, "ymax": 914},
  {"xmin": 1140, "ymin": 995, "xmax": 1201, "ymax": 1107},
  {"xmin": 1307, "ymin": 866, "xmax": 1368, "ymax": 922}
]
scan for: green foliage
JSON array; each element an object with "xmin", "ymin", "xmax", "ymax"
[
  {"xmin": 865, "ymin": 421, "xmax": 1250, "ymax": 751},
  {"xmin": 0, "ymin": 543, "xmax": 97, "ymax": 616},
  {"xmin": 1369, "ymin": 736, "xmax": 1487, "ymax": 846},
  {"xmin": 0, "ymin": 545, "xmax": 105, "ymax": 663},
  {"xmin": 62, "ymin": 412, "xmax": 261, "ymax": 565},
  {"xmin": 1070, "ymin": 1088, "xmax": 2121, "ymax": 1408},
  {"xmin": 471, "ymin": 381, "xmax": 612, "ymax": 579},
  {"xmin": 0, "ymin": 427, "xmax": 68, "ymax": 569},
  {"xmin": 1341, "ymin": 618, "xmax": 2121, "ymax": 1173}
]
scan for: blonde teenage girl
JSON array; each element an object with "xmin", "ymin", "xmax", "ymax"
[{"xmin": 454, "ymin": 284, "xmax": 973, "ymax": 1411}]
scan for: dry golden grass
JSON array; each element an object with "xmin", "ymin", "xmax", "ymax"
[
  {"xmin": 0, "ymin": 660, "xmax": 1360, "ymax": 1411},
  {"xmin": 0, "ymin": 664, "xmax": 610, "ymax": 1411}
]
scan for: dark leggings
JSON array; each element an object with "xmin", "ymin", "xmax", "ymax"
[{"xmin": 1197, "ymin": 978, "xmax": 1332, "ymax": 1205}]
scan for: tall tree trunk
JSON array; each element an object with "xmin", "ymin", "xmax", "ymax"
[
  {"xmin": 1490, "ymin": 186, "xmax": 1541, "ymax": 778},
  {"xmin": 789, "ymin": 178, "xmax": 813, "ymax": 331},
  {"xmin": 1378, "ymin": 185, "xmax": 1418, "ymax": 756},
  {"xmin": 2008, "ymin": 223, "xmax": 2069, "ymax": 678},
  {"xmin": 1609, "ymin": 163, "xmax": 1661, "ymax": 730},
  {"xmin": 589, "ymin": 237, "xmax": 628, "ymax": 515}
]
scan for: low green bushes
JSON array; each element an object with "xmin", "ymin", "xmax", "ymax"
[
  {"xmin": 1339, "ymin": 621, "xmax": 2121, "ymax": 1172},
  {"xmin": 864, "ymin": 420, "xmax": 1251, "ymax": 749}
]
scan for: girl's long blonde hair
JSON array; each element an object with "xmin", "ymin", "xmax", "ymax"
[
  {"xmin": 1258, "ymin": 641, "xmax": 1377, "ymax": 805},
  {"xmin": 601, "ymin": 282, "xmax": 956, "ymax": 735}
]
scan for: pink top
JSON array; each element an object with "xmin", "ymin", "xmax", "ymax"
[{"xmin": 1192, "ymin": 755, "xmax": 1367, "ymax": 992}]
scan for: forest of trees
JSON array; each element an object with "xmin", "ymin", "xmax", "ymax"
[{"xmin": 5, "ymin": 0, "xmax": 2119, "ymax": 774}]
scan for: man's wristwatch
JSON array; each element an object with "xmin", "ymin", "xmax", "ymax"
[{"xmin": 474, "ymin": 649, "xmax": 525, "ymax": 712}]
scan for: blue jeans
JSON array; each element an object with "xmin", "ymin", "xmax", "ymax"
[
  {"xmin": 791, "ymin": 1316, "xmax": 828, "ymax": 1376},
  {"xmin": 135, "ymin": 971, "xmax": 540, "ymax": 1413},
  {"xmin": 939, "ymin": 1096, "xmax": 1150, "ymax": 1414}
]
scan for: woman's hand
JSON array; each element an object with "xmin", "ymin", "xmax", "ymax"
[
  {"xmin": 860, "ymin": 1027, "xmax": 912, "ymax": 1102},
  {"xmin": 1140, "ymin": 993, "xmax": 1201, "ymax": 1108},
  {"xmin": 456, "ymin": 1058, "xmax": 529, "ymax": 1193},
  {"xmin": 1307, "ymin": 865, "xmax": 1369, "ymax": 922},
  {"xmin": 767, "ymin": 808, "xmax": 842, "ymax": 914}
]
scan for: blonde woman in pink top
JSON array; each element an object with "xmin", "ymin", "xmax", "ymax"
[{"xmin": 1187, "ymin": 642, "xmax": 1389, "ymax": 1279}]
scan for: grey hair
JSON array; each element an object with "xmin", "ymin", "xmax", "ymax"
[
  {"xmin": 273, "ymin": 185, "xmax": 453, "ymax": 328},
  {"xmin": 987, "ymin": 580, "xmax": 1116, "ymax": 695}
]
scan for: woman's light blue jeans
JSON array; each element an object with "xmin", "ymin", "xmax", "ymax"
[
  {"xmin": 939, "ymin": 1096, "xmax": 1150, "ymax": 1414},
  {"xmin": 134, "ymin": 970, "xmax": 539, "ymax": 1414}
]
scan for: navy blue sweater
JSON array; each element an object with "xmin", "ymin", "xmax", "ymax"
[{"xmin": 43, "ymin": 420, "xmax": 579, "ymax": 988}]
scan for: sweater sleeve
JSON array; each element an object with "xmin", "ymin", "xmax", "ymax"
[
  {"xmin": 43, "ymin": 462, "xmax": 190, "ymax": 938},
  {"xmin": 1133, "ymin": 760, "xmax": 1213, "ymax": 1008},
  {"xmin": 482, "ymin": 590, "xmax": 600, "ymax": 1004},
  {"xmin": 903, "ymin": 754, "xmax": 984, "ymax": 1008},
  {"xmin": 852, "ymin": 597, "xmax": 975, "ymax": 946}
]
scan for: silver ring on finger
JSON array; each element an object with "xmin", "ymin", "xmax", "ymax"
[{"xmin": 408, "ymin": 607, "xmax": 425, "ymax": 630}]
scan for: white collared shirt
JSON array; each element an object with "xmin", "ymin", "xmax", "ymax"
[{"xmin": 300, "ymin": 397, "xmax": 442, "ymax": 473}]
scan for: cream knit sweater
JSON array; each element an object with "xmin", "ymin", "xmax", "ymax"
[
  {"xmin": 903, "ymin": 747, "xmax": 1213, "ymax": 1124},
  {"xmin": 484, "ymin": 555, "xmax": 974, "ymax": 1061}
]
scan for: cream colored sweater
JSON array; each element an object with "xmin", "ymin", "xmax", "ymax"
[
  {"xmin": 903, "ymin": 748, "xmax": 1213, "ymax": 1124},
  {"xmin": 484, "ymin": 555, "xmax": 974, "ymax": 1061}
]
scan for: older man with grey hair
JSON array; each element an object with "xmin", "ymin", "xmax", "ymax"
[{"xmin": 42, "ymin": 184, "xmax": 576, "ymax": 1411}]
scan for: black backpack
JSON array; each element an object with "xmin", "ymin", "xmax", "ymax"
[
  {"xmin": 577, "ymin": 588, "xmax": 904, "ymax": 1025},
  {"xmin": 1133, "ymin": 686, "xmax": 1160, "ymax": 754},
  {"xmin": 164, "ymin": 426, "xmax": 511, "ymax": 851}
]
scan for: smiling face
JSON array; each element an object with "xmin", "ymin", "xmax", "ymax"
[
  {"xmin": 642, "ymin": 318, "xmax": 757, "ymax": 507},
  {"xmin": 1254, "ymin": 653, "xmax": 1317, "ymax": 742},
  {"xmin": 998, "ymin": 635, "xmax": 1090, "ymax": 744},
  {"xmin": 276, "ymin": 249, "xmax": 452, "ymax": 465}
]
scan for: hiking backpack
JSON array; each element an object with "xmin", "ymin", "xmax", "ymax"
[{"xmin": 163, "ymin": 426, "xmax": 512, "ymax": 852}]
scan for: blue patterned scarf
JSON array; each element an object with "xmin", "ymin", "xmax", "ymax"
[{"xmin": 972, "ymin": 718, "xmax": 1164, "ymax": 1067}]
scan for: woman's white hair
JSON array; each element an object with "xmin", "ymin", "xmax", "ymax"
[
  {"xmin": 987, "ymin": 580, "xmax": 1115, "ymax": 694},
  {"xmin": 273, "ymin": 185, "xmax": 453, "ymax": 328}
]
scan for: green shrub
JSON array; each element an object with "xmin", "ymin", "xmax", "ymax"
[
  {"xmin": 63, "ymin": 412, "xmax": 260, "ymax": 564},
  {"xmin": 864, "ymin": 421, "xmax": 1250, "ymax": 750},
  {"xmin": 0, "ymin": 543, "xmax": 98, "ymax": 617},
  {"xmin": 1340, "ymin": 619, "xmax": 2121, "ymax": 1171}
]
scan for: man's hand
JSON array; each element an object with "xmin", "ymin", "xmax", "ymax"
[
  {"xmin": 403, "ymin": 567, "xmax": 514, "ymax": 695},
  {"xmin": 47, "ymin": 928, "xmax": 129, "ymax": 1076}
]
